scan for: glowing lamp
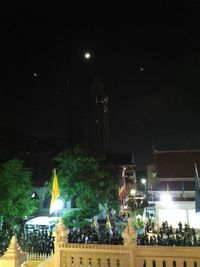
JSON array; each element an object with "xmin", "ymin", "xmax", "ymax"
[
  {"xmin": 141, "ymin": 178, "xmax": 146, "ymax": 184},
  {"xmin": 130, "ymin": 189, "xmax": 136, "ymax": 195},
  {"xmin": 54, "ymin": 199, "xmax": 64, "ymax": 211}
]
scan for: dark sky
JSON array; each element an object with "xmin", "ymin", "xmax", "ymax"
[{"xmin": 1, "ymin": 3, "xmax": 200, "ymax": 168}]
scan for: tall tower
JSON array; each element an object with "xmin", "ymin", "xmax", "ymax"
[{"xmin": 90, "ymin": 77, "xmax": 109, "ymax": 153}]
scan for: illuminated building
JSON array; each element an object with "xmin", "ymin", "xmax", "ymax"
[{"xmin": 149, "ymin": 149, "xmax": 200, "ymax": 228}]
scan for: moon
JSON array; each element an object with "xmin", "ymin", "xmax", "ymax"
[{"xmin": 84, "ymin": 52, "xmax": 91, "ymax": 59}]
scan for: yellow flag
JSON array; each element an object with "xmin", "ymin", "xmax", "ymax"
[
  {"xmin": 105, "ymin": 218, "xmax": 111, "ymax": 229},
  {"xmin": 50, "ymin": 169, "xmax": 60, "ymax": 215}
]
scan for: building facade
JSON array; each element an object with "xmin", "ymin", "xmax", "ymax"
[{"xmin": 149, "ymin": 149, "xmax": 200, "ymax": 228}]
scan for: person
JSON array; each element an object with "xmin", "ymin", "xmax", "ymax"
[
  {"xmin": 95, "ymin": 219, "xmax": 99, "ymax": 235},
  {"xmin": 91, "ymin": 218, "xmax": 96, "ymax": 229},
  {"xmin": 91, "ymin": 217, "xmax": 99, "ymax": 234},
  {"xmin": 105, "ymin": 217, "xmax": 112, "ymax": 233},
  {"xmin": 145, "ymin": 221, "xmax": 150, "ymax": 233},
  {"xmin": 178, "ymin": 221, "xmax": 182, "ymax": 233},
  {"xmin": 168, "ymin": 224, "xmax": 173, "ymax": 235}
]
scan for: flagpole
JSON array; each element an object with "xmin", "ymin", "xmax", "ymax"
[
  {"xmin": 119, "ymin": 166, "xmax": 126, "ymax": 214},
  {"xmin": 194, "ymin": 163, "xmax": 200, "ymax": 214}
]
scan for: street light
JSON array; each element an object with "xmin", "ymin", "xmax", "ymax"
[
  {"xmin": 141, "ymin": 178, "xmax": 147, "ymax": 193},
  {"xmin": 53, "ymin": 199, "xmax": 64, "ymax": 217},
  {"xmin": 141, "ymin": 178, "xmax": 146, "ymax": 184},
  {"xmin": 130, "ymin": 189, "xmax": 136, "ymax": 195}
]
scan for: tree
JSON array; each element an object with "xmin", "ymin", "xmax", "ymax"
[
  {"xmin": 54, "ymin": 146, "xmax": 119, "ymax": 227},
  {"xmin": 0, "ymin": 159, "xmax": 38, "ymax": 228}
]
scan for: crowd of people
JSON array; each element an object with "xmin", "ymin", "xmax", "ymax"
[
  {"xmin": 2, "ymin": 216, "xmax": 200, "ymax": 257},
  {"xmin": 68, "ymin": 227, "xmax": 124, "ymax": 245},
  {"xmin": 126, "ymin": 192, "xmax": 148, "ymax": 211},
  {"xmin": 0, "ymin": 217, "xmax": 124, "ymax": 256},
  {"xmin": 137, "ymin": 220, "xmax": 200, "ymax": 246},
  {"xmin": 17, "ymin": 227, "xmax": 55, "ymax": 255},
  {"xmin": 0, "ymin": 225, "xmax": 54, "ymax": 256},
  {"xmin": 0, "ymin": 229, "xmax": 12, "ymax": 256},
  {"xmin": 68, "ymin": 218, "xmax": 124, "ymax": 245}
]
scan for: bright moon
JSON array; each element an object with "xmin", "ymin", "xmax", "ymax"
[{"xmin": 84, "ymin": 52, "xmax": 91, "ymax": 59}]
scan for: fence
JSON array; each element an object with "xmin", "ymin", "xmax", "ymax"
[{"xmin": 1, "ymin": 217, "xmax": 200, "ymax": 267}]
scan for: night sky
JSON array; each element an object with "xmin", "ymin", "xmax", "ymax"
[{"xmin": 1, "ymin": 4, "xmax": 200, "ymax": 169}]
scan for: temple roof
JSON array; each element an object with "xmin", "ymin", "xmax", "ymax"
[{"xmin": 154, "ymin": 149, "xmax": 200, "ymax": 179}]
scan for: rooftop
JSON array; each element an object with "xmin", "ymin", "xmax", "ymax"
[{"xmin": 154, "ymin": 149, "xmax": 200, "ymax": 179}]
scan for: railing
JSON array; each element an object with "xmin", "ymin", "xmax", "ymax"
[
  {"xmin": 58, "ymin": 243, "xmax": 128, "ymax": 250},
  {"xmin": 28, "ymin": 252, "xmax": 53, "ymax": 260}
]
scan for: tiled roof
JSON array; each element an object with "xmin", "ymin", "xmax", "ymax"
[{"xmin": 154, "ymin": 149, "xmax": 200, "ymax": 179}]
